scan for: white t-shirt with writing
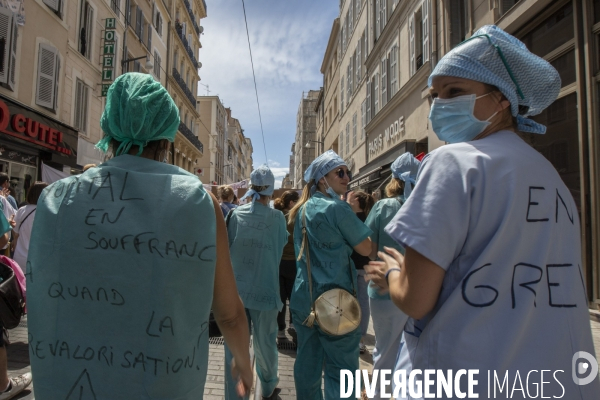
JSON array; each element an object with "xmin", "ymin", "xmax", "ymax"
[
  {"xmin": 13, "ymin": 204, "xmax": 36, "ymax": 269},
  {"xmin": 385, "ymin": 131, "xmax": 599, "ymax": 398}
]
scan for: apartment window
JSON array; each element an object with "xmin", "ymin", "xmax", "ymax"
[
  {"xmin": 153, "ymin": 50, "xmax": 161, "ymax": 79},
  {"xmin": 74, "ymin": 79, "xmax": 90, "ymax": 134},
  {"xmin": 361, "ymin": 100, "xmax": 366, "ymax": 139},
  {"xmin": 79, "ymin": 1, "xmax": 94, "ymax": 59},
  {"xmin": 381, "ymin": 58, "xmax": 387, "ymax": 107},
  {"xmin": 499, "ymin": 0, "xmax": 519, "ymax": 17},
  {"xmin": 339, "ymin": 132, "xmax": 343, "ymax": 156},
  {"xmin": 153, "ymin": 3, "xmax": 163, "ymax": 37},
  {"xmin": 449, "ymin": 0, "xmax": 468, "ymax": 48},
  {"xmin": 174, "ymin": 51, "xmax": 178, "ymax": 72},
  {"xmin": 348, "ymin": 7, "xmax": 353, "ymax": 35},
  {"xmin": 381, "ymin": 0, "xmax": 387, "ymax": 29},
  {"xmin": 44, "ymin": 0, "xmax": 65, "ymax": 17},
  {"xmin": 111, "ymin": 0, "xmax": 120, "ymax": 16},
  {"xmin": 348, "ymin": 62, "xmax": 353, "ymax": 99},
  {"xmin": 356, "ymin": 0, "xmax": 361, "ymax": 16},
  {"xmin": 36, "ymin": 43, "xmax": 60, "ymax": 111},
  {"xmin": 345, "ymin": 123, "xmax": 350, "ymax": 154},
  {"xmin": 352, "ymin": 113, "xmax": 357, "ymax": 146},
  {"xmin": 0, "ymin": 8, "xmax": 18, "ymax": 90},
  {"xmin": 390, "ymin": 45, "xmax": 398, "ymax": 96},
  {"xmin": 135, "ymin": 6, "xmax": 144, "ymax": 40},
  {"xmin": 375, "ymin": 0, "xmax": 381, "ymax": 40}
]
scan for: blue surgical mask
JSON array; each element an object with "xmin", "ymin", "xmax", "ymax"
[
  {"xmin": 323, "ymin": 178, "xmax": 340, "ymax": 200},
  {"xmin": 429, "ymin": 93, "xmax": 498, "ymax": 143}
]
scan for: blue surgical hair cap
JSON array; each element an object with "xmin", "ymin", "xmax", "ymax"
[
  {"xmin": 240, "ymin": 164, "xmax": 275, "ymax": 211},
  {"xmin": 303, "ymin": 150, "xmax": 346, "ymax": 184},
  {"xmin": 429, "ymin": 25, "xmax": 561, "ymax": 134},
  {"xmin": 391, "ymin": 153, "xmax": 420, "ymax": 198},
  {"xmin": 96, "ymin": 73, "xmax": 180, "ymax": 156}
]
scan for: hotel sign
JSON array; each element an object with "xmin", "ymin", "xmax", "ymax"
[{"xmin": 101, "ymin": 18, "xmax": 116, "ymax": 97}]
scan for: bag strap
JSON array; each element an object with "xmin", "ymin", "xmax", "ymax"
[
  {"xmin": 298, "ymin": 204, "xmax": 316, "ymax": 327},
  {"xmin": 18, "ymin": 207, "xmax": 36, "ymax": 232}
]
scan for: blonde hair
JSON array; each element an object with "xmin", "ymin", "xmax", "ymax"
[
  {"xmin": 288, "ymin": 181, "xmax": 315, "ymax": 224},
  {"xmin": 217, "ymin": 185, "xmax": 234, "ymax": 201},
  {"xmin": 385, "ymin": 178, "xmax": 405, "ymax": 198}
]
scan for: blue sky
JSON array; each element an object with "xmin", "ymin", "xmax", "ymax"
[{"xmin": 198, "ymin": 0, "xmax": 339, "ymax": 187}]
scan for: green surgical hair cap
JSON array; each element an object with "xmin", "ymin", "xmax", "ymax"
[{"xmin": 96, "ymin": 72, "xmax": 180, "ymax": 156}]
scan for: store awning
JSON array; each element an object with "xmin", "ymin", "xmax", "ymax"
[{"xmin": 348, "ymin": 166, "xmax": 381, "ymax": 190}]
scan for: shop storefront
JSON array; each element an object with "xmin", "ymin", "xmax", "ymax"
[{"xmin": 0, "ymin": 95, "xmax": 77, "ymax": 204}]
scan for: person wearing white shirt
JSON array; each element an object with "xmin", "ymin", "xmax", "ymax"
[{"xmin": 12, "ymin": 182, "xmax": 47, "ymax": 269}]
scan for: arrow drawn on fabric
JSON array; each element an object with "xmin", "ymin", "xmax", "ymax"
[{"xmin": 65, "ymin": 369, "xmax": 97, "ymax": 400}]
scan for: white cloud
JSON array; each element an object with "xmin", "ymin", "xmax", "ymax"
[{"xmin": 268, "ymin": 160, "xmax": 281, "ymax": 167}]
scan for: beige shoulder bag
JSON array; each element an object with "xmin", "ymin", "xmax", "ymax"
[{"xmin": 297, "ymin": 204, "xmax": 361, "ymax": 336}]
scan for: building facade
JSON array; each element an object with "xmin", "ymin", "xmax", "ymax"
[
  {"xmin": 0, "ymin": 1, "xmax": 78, "ymax": 204},
  {"xmin": 293, "ymin": 90, "xmax": 320, "ymax": 188},
  {"xmin": 197, "ymin": 95, "xmax": 226, "ymax": 185},
  {"xmin": 168, "ymin": 0, "xmax": 206, "ymax": 173},
  {"xmin": 338, "ymin": 0, "xmax": 370, "ymax": 179},
  {"xmin": 321, "ymin": 18, "xmax": 341, "ymax": 157}
]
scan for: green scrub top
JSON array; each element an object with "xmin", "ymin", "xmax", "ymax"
[
  {"xmin": 0, "ymin": 212, "xmax": 10, "ymax": 236},
  {"xmin": 364, "ymin": 197, "xmax": 405, "ymax": 299},
  {"xmin": 227, "ymin": 202, "xmax": 288, "ymax": 311},
  {"xmin": 290, "ymin": 192, "xmax": 372, "ymax": 317},
  {"xmin": 27, "ymin": 155, "xmax": 217, "ymax": 399}
]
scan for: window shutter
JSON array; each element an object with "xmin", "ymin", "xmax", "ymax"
[
  {"xmin": 382, "ymin": 0, "xmax": 387, "ymax": 28},
  {"xmin": 74, "ymin": 79, "xmax": 89, "ymax": 133},
  {"xmin": 422, "ymin": 0, "xmax": 430, "ymax": 63},
  {"xmin": 381, "ymin": 58, "xmax": 387, "ymax": 107},
  {"xmin": 340, "ymin": 77, "xmax": 344, "ymax": 113},
  {"xmin": 152, "ymin": 2, "xmax": 157, "ymax": 28},
  {"xmin": 366, "ymin": 80, "xmax": 371, "ymax": 123},
  {"xmin": 8, "ymin": 14, "xmax": 17, "ymax": 90},
  {"xmin": 346, "ymin": 123, "xmax": 349, "ymax": 154},
  {"xmin": 36, "ymin": 44, "xmax": 58, "ymax": 109},
  {"xmin": 43, "ymin": 0, "xmax": 60, "ymax": 13},
  {"xmin": 85, "ymin": 4, "xmax": 93, "ymax": 59},
  {"xmin": 374, "ymin": 73, "xmax": 379, "ymax": 114},
  {"xmin": 136, "ymin": 7, "xmax": 142, "ymax": 37},
  {"xmin": 409, "ymin": 15, "xmax": 415, "ymax": 76},
  {"xmin": 356, "ymin": 38, "xmax": 361, "ymax": 83},
  {"xmin": 0, "ymin": 8, "xmax": 11, "ymax": 86},
  {"xmin": 148, "ymin": 22, "xmax": 152, "ymax": 49},
  {"xmin": 339, "ymin": 132, "xmax": 343, "ymax": 157},
  {"xmin": 361, "ymin": 100, "xmax": 366, "ymax": 139},
  {"xmin": 53, "ymin": 55, "xmax": 60, "ymax": 110},
  {"xmin": 346, "ymin": 65, "xmax": 351, "ymax": 104},
  {"xmin": 375, "ymin": 0, "xmax": 380, "ymax": 39},
  {"xmin": 158, "ymin": 13, "xmax": 163, "ymax": 36}
]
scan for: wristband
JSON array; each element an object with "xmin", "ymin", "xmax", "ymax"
[{"xmin": 385, "ymin": 268, "xmax": 401, "ymax": 284}]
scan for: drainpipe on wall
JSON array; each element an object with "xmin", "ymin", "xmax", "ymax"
[{"xmin": 123, "ymin": 0, "xmax": 130, "ymax": 75}]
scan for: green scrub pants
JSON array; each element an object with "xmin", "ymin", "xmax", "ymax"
[
  {"xmin": 292, "ymin": 309, "xmax": 361, "ymax": 399},
  {"xmin": 224, "ymin": 308, "xmax": 279, "ymax": 400}
]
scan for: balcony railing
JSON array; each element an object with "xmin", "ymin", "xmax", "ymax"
[
  {"xmin": 172, "ymin": 68, "xmax": 197, "ymax": 107},
  {"xmin": 183, "ymin": 0, "xmax": 201, "ymax": 35},
  {"xmin": 179, "ymin": 122, "xmax": 204, "ymax": 153},
  {"xmin": 175, "ymin": 22, "xmax": 200, "ymax": 69}
]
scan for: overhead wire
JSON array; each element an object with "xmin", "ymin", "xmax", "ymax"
[{"xmin": 241, "ymin": 0, "xmax": 269, "ymax": 164}]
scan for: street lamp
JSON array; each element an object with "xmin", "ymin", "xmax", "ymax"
[
  {"xmin": 121, "ymin": 55, "xmax": 154, "ymax": 71},
  {"xmin": 305, "ymin": 140, "xmax": 324, "ymax": 149}
]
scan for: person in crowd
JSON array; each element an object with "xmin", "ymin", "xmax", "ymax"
[
  {"xmin": 363, "ymin": 152, "xmax": 419, "ymax": 399},
  {"xmin": 0, "ymin": 210, "xmax": 31, "ymax": 400},
  {"xmin": 0, "ymin": 174, "xmax": 17, "ymax": 211},
  {"xmin": 224, "ymin": 165, "xmax": 288, "ymax": 400},
  {"xmin": 232, "ymin": 194, "xmax": 240, "ymax": 206},
  {"xmin": 11, "ymin": 182, "xmax": 48, "ymax": 270},
  {"xmin": 366, "ymin": 26, "xmax": 600, "ymax": 398},
  {"xmin": 288, "ymin": 150, "xmax": 372, "ymax": 399},
  {"xmin": 346, "ymin": 190, "xmax": 374, "ymax": 354},
  {"xmin": 218, "ymin": 185, "xmax": 237, "ymax": 218},
  {"xmin": 27, "ymin": 73, "xmax": 253, "ymax": 399},
  {"xmin": 273, "ymin": 190, "xmax": 300, "ymax": 341}
]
